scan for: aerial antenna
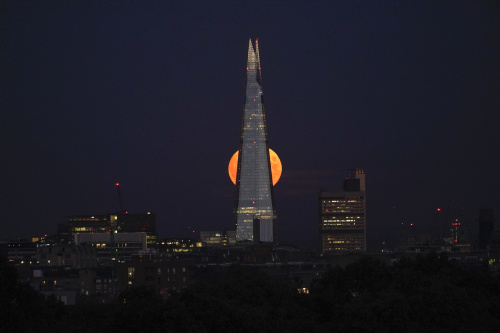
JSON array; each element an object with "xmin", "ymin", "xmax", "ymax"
[{"xmin": 115, "ymin": 182, "xmax": 126, "ymax": 213}]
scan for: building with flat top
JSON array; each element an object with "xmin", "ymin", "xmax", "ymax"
[
  {"xmin": 234, "ymin": 39, "xmax": 277, "ymax": 243},
  {"xmin": 319, "ymin": 169, "xmax": 366, "ymax": 254}
]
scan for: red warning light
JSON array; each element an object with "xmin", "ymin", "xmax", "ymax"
[
  {"xmin": 253, "ymin": 99, "xmax": 256, "ymax": 101},
  {"xmin": 437, "ymin": 208, "xmax": 441, "ymax": 212},
  {"xmin": 116, "ymin": 183, "xmax": 120, "ymax": 186}
]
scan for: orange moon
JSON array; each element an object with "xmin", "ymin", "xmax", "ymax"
[{"xmin": 228, "ymin": 149, "xmax": 282, "ymax": 186}]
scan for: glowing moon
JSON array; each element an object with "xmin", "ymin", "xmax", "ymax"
[{"xmin": 228, "ymin": 149, "xmax": 282, "ymax": 186}]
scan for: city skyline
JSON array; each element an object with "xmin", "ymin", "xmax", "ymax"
[{"xmin": 1, "ymin": 1, "xmax": 499, "ymax": 251}]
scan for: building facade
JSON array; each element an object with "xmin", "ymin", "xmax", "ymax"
[
  {"xmin": 234, "ymin": 39, "xmax": 277, "ymax": 243},
  {"xmin": 66, "ymin": 213, "xmax": 157, "ymax": 246},
  {"xmin": 117, "ymin": 254, "xmax": 196, "ymax": 296},
  {"xmin": 319, "ymin": 169, "xmax": 366, "ymax": 254},
  {"xmin": 200, "ymin": 230, "xmax": 237, "ymax": 247},
  {"xmin": 74, "ymin": 232, "xmax": 147, "ymax": 264}
]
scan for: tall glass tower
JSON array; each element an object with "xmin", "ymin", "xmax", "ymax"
[{"xmin": 235, "ymin": 39, "xmax": 277, "ymax": 243}]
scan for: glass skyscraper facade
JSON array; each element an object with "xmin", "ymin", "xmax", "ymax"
[
  {"xmin": 235, "ymin": 39, "xmax": 277, "ymax": 242},
  {"xmin": 319, "ymin": 169, "xmax": 366, "ymax": 254}
]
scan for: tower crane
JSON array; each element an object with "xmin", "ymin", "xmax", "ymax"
[{"xmin": 115, "ymin": 182, "xmax": 127, "ymax": 214}]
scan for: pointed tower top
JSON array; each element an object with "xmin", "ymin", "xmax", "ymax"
[
  {"xmin": 247, "ymin": 39, "xmax": 256, "ymax": 67},
  {"xmin": 255, "ymin": 39, "xmax": 260, "ymax": 66}
]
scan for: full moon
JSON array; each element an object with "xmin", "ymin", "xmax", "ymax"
[{"xmin": 228, "ymin": 149, "xmax": 282, "ymax": 186}]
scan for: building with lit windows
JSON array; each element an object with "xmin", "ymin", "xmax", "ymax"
[
  {"xmin": 234, "ymin": 39, "xmax": 277, "ymax": 243},
  {"xmin": 200, "ymin": 230, "xmax": 237, "ymax": 246},
  {"xmin": 117, "ymin": 254, "xmax": 196, "ymax": 296},
  {"xmin": 74, "ymin": 232, "xmax": 147, "ymax": 264},
  {"xmin": 36, "ymin": 244, "xmax": 97, "ymax": 268},
  {"xmin": 319, "ymin": 169, "xmax": 366, "ymax": 254},
  {"xmin": 66, "ymin": 212, "xmax": 157, "ymax": 246}
]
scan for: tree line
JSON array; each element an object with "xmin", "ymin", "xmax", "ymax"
[{"xmin": 1, "ymin": 253, "xmax": 499, "ymax": 332}]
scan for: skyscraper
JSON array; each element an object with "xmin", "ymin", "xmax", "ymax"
[
  {"xmin": 319, "ymin": 169, "xmax": 366, "ymax": 254},
  {"xmin": 234, "ymin": 39, "xmax": 277, "ymax": 243}
]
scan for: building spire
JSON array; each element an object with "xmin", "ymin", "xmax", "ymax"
[
  {"xmin": 255, "ymin": 39, "xmax": 260, "ymax": 66},
  {"xmin": 254, "ymin": 38, "xmax": 262, "ymax": 84},
  {"xmin": 247, "ymin": 39, "xmax": 256, "ymax": 68}
]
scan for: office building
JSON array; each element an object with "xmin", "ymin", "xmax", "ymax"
[
  {"xmin": 74, "ymin": 232, "xmax": 147, "ymax": 263},
  {"xmin": 234, "ymin": 39, "xmax": 277, "ymax": 243},
  {"xmin": 319, "ymin": 169, "xmax": 366, "ymax": 254},
  {"xmin": 66, "ymin": 212, "xmax": 157, "ymax": 246},
  {"xmin": 36, "ymin": 244, "xmax": 97, "ymax": 268},
  {"xmin": 200, "ymin": 230, "xmax": 237, "ymax": 246}
]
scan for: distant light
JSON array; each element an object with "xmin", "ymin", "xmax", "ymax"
[
  {"xmin": 252, "ymin": 201, "xmax": 255, "ymax": 204},
  {"xmin": 116, "ymin": 183, "xmax": 120, "ymax": 186},
  {"xmin": 410, "ymin": 223, "xmax": 414, "ymax": 226},
  {"xmin": 253, "ymin": 99, "xmax": 256, "ymax": 101},
  {"xmin": 437, "ymin": 208, "xmax": 441, "ymax": 212}
]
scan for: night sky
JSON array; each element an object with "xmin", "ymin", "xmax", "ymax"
[{"xmin": 1, "ymin": 1, "xmax": 499, "ymax": 251}]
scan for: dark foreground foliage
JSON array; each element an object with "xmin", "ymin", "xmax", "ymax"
[
  {"xmin": 2, "ymin": 254, "xmax": 499, "ymax": 333},
  {"xmin": 311, "ymin": 254, "xmax": 500, "ymax": 332}
]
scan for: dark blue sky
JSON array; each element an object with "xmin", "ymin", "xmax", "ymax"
[{"xmin": 1, "ymin": 1, "xmax": 499, "ymax": 250}]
